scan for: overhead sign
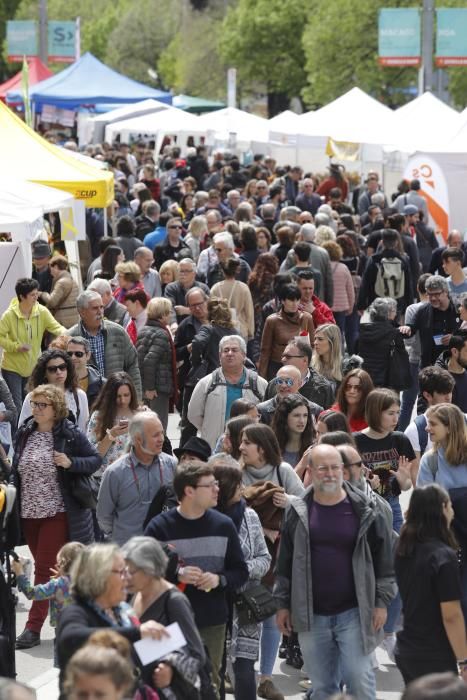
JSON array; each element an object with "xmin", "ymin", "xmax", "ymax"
[
  {"xmin": 48, "ymin": 21, "xmax": 76, "ymax": 63},
  {"xmin": 378, "ymin": 8, "xmax": 421, "ymax": 66},
  {"xmin": 6, "ymin": 19, "xmax": 76, "ymax": 63},
  {"xmin": 436, "ymin": 8, "xmax": 467, "ymax": 66},
  {"xmin": 7, "ymin": 21, "xmax": 38, "ymax": 62}
]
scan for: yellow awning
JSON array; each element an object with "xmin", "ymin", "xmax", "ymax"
[{"xmin": 0, "ymin": 101, "xmax": 114, "ymax": 207}]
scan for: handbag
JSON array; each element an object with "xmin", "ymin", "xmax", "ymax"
[
  {"xmin": 235, "ymin": 583, "xmax": 279, "ymax": 626},
  {"xmin": 68, "ymin": 473, "xmax": 99, "ymax": 509},
  {"xmin": 386, "ymin": 337, "xmax": 411, "ymax": 391}
]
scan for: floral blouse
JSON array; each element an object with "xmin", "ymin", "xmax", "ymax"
[{"xmin": 87, "ymin": 410, "xmax": 130, "ymax": 476}]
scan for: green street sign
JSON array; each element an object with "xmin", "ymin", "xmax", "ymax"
[
  {"xmin": 48, "ymin": 21, "xmax": 76, "ymax": 63},
  {"xmin": 7, "ymin": 20, "xmax": 38, "ymax": 62},
  {"xmin": 378, "ymin": 8, "xmax": 421, "ymax": 66},
  {"xmin": 436, "ymin": 8, "xmax": 467, "ymax": 66}
]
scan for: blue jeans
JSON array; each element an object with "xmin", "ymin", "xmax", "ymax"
[
  {"xmin": 298, "ymin": 607, "xmax": 376, "ymax": 700},
  {"xmin": 260, "ymin": 613, "xmax": 281, "ymax": 676},
  {"xmin": 2, "ymin": 369, "xmax": 27, "ymax": 423},
  {"xmin": 385, "ymin": 496, "xmax": 403, "ymax": 634},
  {"xmin": 399, "ymin": 362, "xmax": 420, "ymax": 431}
]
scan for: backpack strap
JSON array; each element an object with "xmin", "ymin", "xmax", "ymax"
[{"xmin": 414, "ymin": 414, "xmax": 428, "ymax": 456}]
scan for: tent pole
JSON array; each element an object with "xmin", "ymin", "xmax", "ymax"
[{"xmin": 103, "ymin": 207, "xmax": 109, "ymax": 238}]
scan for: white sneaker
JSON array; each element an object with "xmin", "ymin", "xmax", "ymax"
[{"xmin": 381, "ymin": 634, "xmax": 396, "ymax": 663}]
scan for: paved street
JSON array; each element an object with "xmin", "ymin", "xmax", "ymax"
[{"xmin": 14, "ymin": 413, "xmax": 406, "ymax": 699}]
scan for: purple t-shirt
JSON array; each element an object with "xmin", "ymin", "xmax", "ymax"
[{"xmin": 308, "ymin": 496, "xmax": 359, "ymax": 615}]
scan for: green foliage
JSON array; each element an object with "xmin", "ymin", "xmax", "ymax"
[
  {"xmin": 0, "ymin": 0, "xmax": 24, "ymax": 80},
  {"xmin": 220, "ymin": 0, "xmax": 309, "ymax": 97},
  {"xmin": 302, "ymin": 0, "xmax": 417, "ymax": 109},
  {"xmin": 157, "ymin": 7, "xmax": 226, "ymax": 98}
]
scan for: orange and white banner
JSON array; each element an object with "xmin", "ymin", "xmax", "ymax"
[{"xmin": 403, "ymin": 155, "xmax": 449, "ymax": 241}]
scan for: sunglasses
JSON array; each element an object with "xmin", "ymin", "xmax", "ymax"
[
  {"xmin": 168, "ymin": 225, "xmax": 182, "ymax": 230},
  {"xmin": 67, "ymin": 350, "xmax": 86, "ymax": 358},
  {"xmin": 274, "ymin": 377, "xmax": 294, "ymax": 387},
  {"xmin": 46, "ymin": 364, "xmax": 67, "ymax": 373}
]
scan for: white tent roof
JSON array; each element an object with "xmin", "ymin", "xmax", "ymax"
[
  {"xmin": 92, "ymin": 98, "xmax": 171, "ymax": 125},
  {"xmin": 104, "ymin": 107, "xmax": 203, "ymax": 143},
  {"xmin": 386, "ymin": 92, "xmax": 461, "ymax": 151},
  {"xmin": 297, "ymin": 87, "xmax": 394, "ymax": 144},
  {"xmin": 197, "ymin": 107, "xmax": 270, "ymax": 144},
  {"xmin": 268, "ymin": 110, "xmax": 303, "ymax": 135},
  {"xmin": 0, "ymin": 180, "xmax": 75, "ymax": 216}
]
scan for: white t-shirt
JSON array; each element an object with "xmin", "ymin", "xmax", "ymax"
[{"xmin": 404, "ymin": 412, "xmax": 432, "ymax": 454}]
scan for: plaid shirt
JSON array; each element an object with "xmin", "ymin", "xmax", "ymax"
[{"xmin": 82, "ymin": 324, "xmax": 105, "ymax": 376}]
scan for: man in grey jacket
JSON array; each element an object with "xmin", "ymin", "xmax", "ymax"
[
  {"xmin": 275, "ymin": 444, "xmax": 395, "ymax": 700},
  {"xmin": 69, "ymin": 290, "xmax": 142, "ymax": 398},
  {"xmin": 97, "ymin": 411, "xmax": 176, "ymax": 545}
]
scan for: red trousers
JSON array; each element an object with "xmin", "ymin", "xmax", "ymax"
[{"xmin": 21, "ymin": 512, "xmax": 68, "ymax": 633}]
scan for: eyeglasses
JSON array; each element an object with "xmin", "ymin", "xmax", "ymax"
[
  {"xmin": 179, "ymin": 269, "xmax": 193, "ymax": 275},
  {"xmin": 282, "ymin": 354, "xmax": 305, "ymax": 360},
  {"xmin": 316, "ymin": 464, "xmax": 343, "ymax": 474},
  {"xmin": 30, "ymin": 400, "xmax": 52, "ymax": 410},
  {"xmin": 67, "ymin": 350, "xmax": 85, "ymax": 358},
  {"xmin": 46, "ymin": 364, "xmax": 67, "ymax": 373},
  {"xmin": 274, "ymin": 377, "xmax": 294, "ymax": 387},
  {"xmin": 111, "ymin": 568, "xmax": 127, "ymax": 578},
  {"xmin": 124, "ymin": 567, "xmax": 139, "ymax": 577},
  {"xmin": 195, "ymin": 480, "xmax": 219, "ymax": 489},
  {"xmin": 168, "ymin": 225, "xmax": 182, "ymax": 230},
  {"xmin": 189, "ymin": 301, "xmax": 205, "ymax": 309}
]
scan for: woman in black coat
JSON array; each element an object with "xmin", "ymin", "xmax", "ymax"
[
  {"xmin": 11, "ymin": 383, "xmax": 101, "ymax": 649},
  {"xmin": 358, "ymin": 297, "xmax": 410, "ymax": 390},
  {"xmin": 191, "ymin": 298, "xmax": 237, "ymax": 375}
]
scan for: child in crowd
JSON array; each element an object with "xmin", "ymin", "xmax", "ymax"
[{"xmin": 12, "ymin": 542, "xmax": 85, "ymax": 666}]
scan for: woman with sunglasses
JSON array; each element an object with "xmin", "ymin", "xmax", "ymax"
[
  {"xmin": 12, "ymin": 383, "xmax": 101, "ymax": 650},
  {"xmin": 87, "ymin": 372, "xmax": 139, "ymax": 477},
  {"xmin": 331, "ymin": 368, "xmax": 374, "ymax": 433},
  {"xmin": 18, "ymin": 349, "xmax": 88, "ymax": 432},
  {"xmin": 66, "ymin": 336, "xmax": 105, "ymax": 410}
]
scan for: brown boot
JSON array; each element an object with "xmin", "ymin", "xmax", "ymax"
[{"xmin": 257, "ymin": 678, "xmax": 285, "ymax": 700}]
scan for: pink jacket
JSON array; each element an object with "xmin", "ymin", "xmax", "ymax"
[{"xmin": 330, "ymin": 262, "xmax": 355, "ymax": 313}]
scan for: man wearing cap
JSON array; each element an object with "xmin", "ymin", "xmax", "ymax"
[
  {"xmin": 394, "ymin": 179, "xmax": 428, "ymax": 220},
  {"xmin": 400, "ymin": 275, "xmax": 462, "ymax": 367},
  {"xmin": 31, "ymin": 240, "xmax": 53, "ymax": 295}
]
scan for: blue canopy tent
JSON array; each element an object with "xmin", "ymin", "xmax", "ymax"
[{"xmin": 6, "ymin": 52, "xmax": 172, "ymax": 109}]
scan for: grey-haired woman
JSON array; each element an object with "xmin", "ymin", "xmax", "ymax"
[
  {"xmin": 358, "ymin": 297, "xmax": 409, "ymax": 390},
  {"xmin": 123, "ymin": 536, "xmax": 206, "ymax": 699}
]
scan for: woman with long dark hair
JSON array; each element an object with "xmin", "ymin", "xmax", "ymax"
[
  {"xmin": 239, "ymin": 423, "xmax": 304, "ymax": 700},
  {"xmin": 271, "ymin": 394, "xmax": 315, "ymax": 468},
  {"xmin": 19, "ymin": 349, "xmax": 88, "ymax": 432},
  {"xmin": 248, "ymin": 254, "xmax": 279, "ymax": 361},
  {"xmin": 331, "ymin": 368, "xmax": 374, "ymax": 433},
  {"xmin": 94, "ymin": 246, "xmax": 124, "ymax": 282},
  {"xmin": 210, "ymin": 456, "xmax": 271, "ymax": 700},
  {"xmin": 395, "ymin": 484, "xmax": 467, "ymax": 684},
  {"xmin": 86, "ymin": 372, "xmax": 139, "ymax": 476},
  {"xmin": 223, "ymin": 415, "xmax": 256, "ymax": 460}
]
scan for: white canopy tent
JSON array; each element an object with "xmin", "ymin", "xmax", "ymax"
[
  {"xmin": 78, "ymin": 98, "xmax": 172, "ymax": 145},
  {"xmin": 196, "ymin": 107, "xmax": 270, "ymax": 151},
  {"xmin": 104, "ymin": 107, "xmax": 203, "ymax": 147}
]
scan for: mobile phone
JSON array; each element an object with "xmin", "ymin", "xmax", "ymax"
[{"xmin": 119, "ymin": 419, "xmax": 129, "ymax": 427}]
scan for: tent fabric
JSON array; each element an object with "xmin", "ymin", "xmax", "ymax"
[
  {"xmin": 297, "ymin": 87, "xmax": 394, "ymax": 145},
  {"xmin": 385, "ymin": 92, "xmax": 461, "ymax": 152},
  {"xmin": 104, "ymin": 106, "xmax": 204, "ymax": 143},
  {"xmin": 6, "ymin": 52, "xmax": 172, "ymax": 109},
  {"xmin": 0, "ymin": 101, "xmax": 114, "ymax": 207},
  {"xmin": 91, "ymin": 99, "xmax": 171, "ymax": 125},
  {"xmin": 0, "ymin": 58, "xmax": 52, "ymax": 102},
  {"xmin": 197, "ymin": 107, "xmax": 270, "ymax": 145},
  {"xmin": 172, "ymin": 94, "xmax": 225, "ymax": 113}
]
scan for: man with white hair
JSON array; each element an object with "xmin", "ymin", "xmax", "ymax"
[
  {"xmin": 207, "ymin": 232, "xmax": 251, "ymax": 287},
  {"xmin": 97, "ymin": 411, "xmax": 176, "ymax": 545},
  {"xmin": 281, "ymin": 224, "xmax": 334, "ymax": 306},
  {"xmin": 88, "ymin": 278, "xmax": 129, "ymax": 327},
  {"xmin": 164, "ymin": 258, "xmax": 210, "ymax": 322},
  {"xmin": 275, "ymin": 443, "xmax": 395, "ymax": 700},
  {"xmin": 226, "ymin": 189, "xmax": 241, "ymax": 214},
  {"xmin": 295, "ymin": 178, "xmax": 322, "ymax": 216},
  {"xmin": 134, "ymin": 246, "xmax": 162, "ymax": 298},
  {"xmin": 188, "ymin": 335, "xmax": 267, "ymax": 448},
  {"xmin": 69, "ymin": 290, "xmax": 141, "ymax": 396}
]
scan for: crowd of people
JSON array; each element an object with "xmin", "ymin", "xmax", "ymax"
[{"xmin": 1, "ymin": 142, "xmax": 467, "ymax": 700}]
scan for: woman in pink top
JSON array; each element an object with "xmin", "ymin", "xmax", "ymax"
[{"xmin": 322, "ymin": 240, "xmax": 355, "ymax": 345}]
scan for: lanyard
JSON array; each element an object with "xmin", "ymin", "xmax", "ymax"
[{"xmin": 129, "ymin": 455, "xmax": 162, "ymax": 505}]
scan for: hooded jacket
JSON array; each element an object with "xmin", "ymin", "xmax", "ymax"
[
  {"xmin": 358, "ymin": 321, "xmax": 408, "ymax": 388},
  {"xmin": 0, "ymin": 298, "xmax": 66, "ymax": 377},
  {"xmin": 274, "ymin": 481, "xmax": 396, "ymax": 654}
]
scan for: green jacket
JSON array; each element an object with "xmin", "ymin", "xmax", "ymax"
[{"xmin": 0, "ymin": 298, "xmax": 66, "ymax": 377}]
